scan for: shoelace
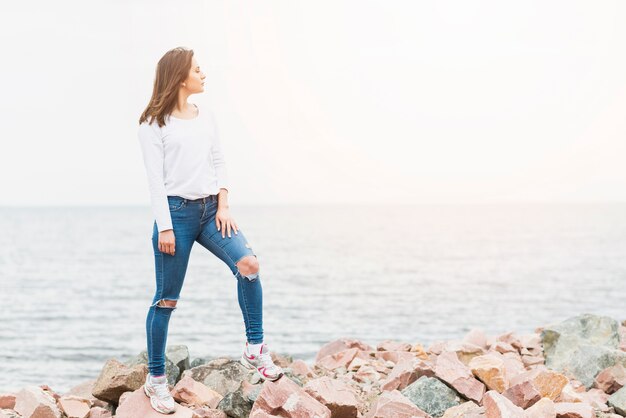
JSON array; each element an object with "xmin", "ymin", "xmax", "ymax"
[
  {"xmin": 152, "ymin": 379, "xmax": 172, "ymax": 400},
  {"xmin": 259, "ymin": 351, "xmax": 280, "ymax": 372}
]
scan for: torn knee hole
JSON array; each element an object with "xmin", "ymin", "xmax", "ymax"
[{"xmin": 155, "ymin": 299, "xmax": 178, "ymax": 309}]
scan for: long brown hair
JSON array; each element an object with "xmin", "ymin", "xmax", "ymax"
[{"xmin": 139, "ymin": 47, "xmax": 194, "ymax": 127}]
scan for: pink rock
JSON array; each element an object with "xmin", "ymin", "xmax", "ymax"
[
  {"xmin": 250, "ymin": 376, "xmax": 331, "ymax": 417},
  {"xmin": 373, "ymin": 350, "xmax": 422, "ymax": 364},
  {"xmin": 594, "ymin": 363, "xmax": 626, "ymax": 394},
  {"xmin": 377, "ymin": 340, "xmax": 412, "ymax": 352},
  {"xmin": 303, "ymin": 376, "xmax": 359, "ymax": 418},
  {"xmin": 580, "ymin": 388, "xmax": 609, "ymax": 412},
  {"xmin": 556, "ymin": 383, "xmax": 585, "ymax": 403},
  {"xmin": 62, "ymin": 379, "xmax": 109, "ymax": 409},
  {"xmin": 482, "ymin": 390, "xmax": 525, "ymax": 418},
  {"xmin": 14, "ymin": 385, "xmax": 62, "ymax": 418},
  {"xmin": 117, "ymin": 391, "xmax": 133, "ymax": 406},
  {"xmin": 553, "ymin": 401, "xmax": 594, "ymax": 418},
  {"xmin": 524, "ymin": 397, "xmax": 556, "ymax": 418},
  {"xmin": 364, "ymin": 390, "xmax": 429, "ymax": 418},
  {"xmin": 290, "ymin": 360, "xmax": 317, "ymax": 379},
  {"xmin": 317, "ymin": 348, "xmax": 360, "ymax": 371},
  {"xmin": 191, "ymin": 406, "xmax": 229, "ymax": 418},
  {"xmin": 380, "ymin": 358, "xmax": 421, "ymax": 392},
  {"xmin": 463, "ymin": 329, "xmax": 489, "ymax": 350},
  {"xmin": 57, "ymin": 395, "xmax": 91, "ymax": 418},
  {"xmin": 171, "ymin": 376, "xmax": 222, "ymax": 408},
  {"xmin": 0, "ymin": 393, "xmax": 15, "ymax": 409},
  {"xmin": 352, "ymin": 365, "xmax": 381, "ymax": 384},
  {"xmin": 347, "ymin": 356, "xmax": 369, "ymax": 372},
  {"xmin": 501, "ymin": 381, "xmax": 541, "ymax": 409},
  {"xmin": 500, "ymin": 352, "xmax": 525, "ymax": 384},
  {"xmin": 0, "ymin": 394, "xmax": 16, "ymax": 410},
  {"xmin": 315, "ymin": 339, "xmax": 374, "ymax": 363},
  {"xmin": 468, "ymin": 353, "xmax": 507, "ymax": 392},
  {"xmin": 114, "ymin": 387, "xmax": 195, "ymax": 418},
  {"xmin": 435, "ymin": 350, "xmax": 486, "ymax": 403},
  {"xmin": 87, "ymin": 406, "xmax": 113, "ymax": 418},
  {"xmin": 441, "ymin": 401, "xmax": 484, "ymax": 417},
  {"xmin": 521, "ymin": 355, "xmax": 545, "ymax": 367},
  {"xmin": 430, "ymin": 341, "xmax": 486, "ymax": 365}
]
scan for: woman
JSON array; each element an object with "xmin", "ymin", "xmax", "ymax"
[{"xmin": 137, "ymin": 47, "xmax": 283, "ymax": 414}]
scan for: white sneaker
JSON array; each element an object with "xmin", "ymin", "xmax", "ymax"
[
  {"xmin": 143, "ymin": 374, "xmax": 177, "ymax": 414},
  {"xmin": 239, "ymin": 341, "xmax": 284, "ymax": 382}
]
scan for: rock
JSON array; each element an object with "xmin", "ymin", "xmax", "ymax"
[
  {"xmin": 509, "ymin": 366, "xmax": 568, "ymax": 401},
  {"xmin": 166, "ymin": 345, "xmax": 192, "ymax": 376},
  {"xmin": 429, "ymin": 341, "xmax": 486, "ymax": 366},
  {"xmin": 114, "ymin": 387, "xmax": 195, "ymax": 417},
  {"xmin": 553, "ymin": 401, "xmax": 594, "ymax": 418},
  {"xmin": 216, "ymin": 385, "xmax": 253, "ymax": 418},
  {"xmin": 289, "ymin": 360, "xmax": 317, "ymax": 380},
  {"xmin": 380, "ymin": 357, "xmax": 423, "ymax": 392},
  {"xmin": 124, "ymin": 350, "xmax": 180, "ymax": 387},
  {"xmin": 191, "ymin": 406, "xmax": 228, "ymax": 417},
  {"xmin": 315, "ymin": 339, "xmax": 374, "ymax": 363},
  {"xmin": 0, "ymin": 395, "xmax": 16, "ymax": 410},
  {"xmin": 86, "ymin": 406, "xmax": 113, "ymax": 418},
  {"xmin": 180, "ymin": 358, "xmax": 249, "ymax": 397},
  {"xmin": 0, "ymin": 410, "xmax": 21, "ymax": 418},
  {"xmin": 57, "ymin": 395, "xmax": 91, "ymax": 418},
  {"xmin": 249, "ymin": 376, "xmax": 331, "ymax": 417},
  {"xmin": 377, "ymin": 340, "xmax": 413, "ymax": 352},
  {"xmin": 463, "ymin": 329, "xmax": 489, "ymax": 350},
  {"xmin": 13, "ymin": 385, "xmax": 62, "ymax": 418},
  {"xmin": 303, "ymin": 376, "xmax": 360, "ymax": 417},
  {"xmin": 434, "ymin": 350, "xmax": 485, "ymax": 402},
  {"xmin": 400, "ymin": 376, "xmax": 463, "ymax": 417},
  {"xmin": 469, "ymin": 353, "xmax": 507, "ymax": 392},
  {"xmin": 595, "ymin": 363, "xmax": 626, "ymax": 394},
  {"xmin": 364, "ymin": 390, "xmax": 429, "ymax": 418},
  {"xmin": 541, "ymin": 313, "xmax": 626, "ymax": 388},
  {"xmin": 92, "ymin": 358, "xmax": 148, "ymax": 404},
  {"xmin": 62, "ymin": 379, "xmax": 110, "ymax": 410},
  {"xmin": 482, "ymin": 390, "xmax": 525, "ymax": 418},
  {"xmin": 317, "ymin": 348, "xmax": 360, "ymax": 371},
  {"xmin": 524, "ymin": 397, "xmax": 556, "ymax": 418},
  {"xmin": 608, "ymin": 385, "xmax": 626, "ymax": 415},
  {"xmin": 501, "ymin": 381, "xmax": 541, "ymax": 409},
  {"xmin": 440, "ymin": 401, "xmax": 484, "ymax": 418},
  {"xmin": 171, "ymin": 375, "xmax": 223, "ymax": 408}
]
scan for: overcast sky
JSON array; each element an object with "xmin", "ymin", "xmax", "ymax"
[{"xmin": 1, "ymin": 0, "xmax": 625, "ymax": 206}]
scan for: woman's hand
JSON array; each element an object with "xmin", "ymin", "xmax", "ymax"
[
  {"xmin": 216, "ymin": 207, "xmax": 239, "ymax": 238},
  {"xmin": 158, "ymin": 229, "xmax": 176, "ymax": 255}
]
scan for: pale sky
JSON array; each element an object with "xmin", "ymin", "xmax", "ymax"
[{"xmin": 1, "ymin": 0, "xmax": 625, "ymax": 206}]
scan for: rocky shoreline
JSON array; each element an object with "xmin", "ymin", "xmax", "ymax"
[{"xmin": 2, "ymin": 313, "xmax": 626, "ymax": 418}]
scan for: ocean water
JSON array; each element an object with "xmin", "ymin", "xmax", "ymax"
[{"xmin": 1, "ymin": 203, "xmax": 625, "ymax": 394}]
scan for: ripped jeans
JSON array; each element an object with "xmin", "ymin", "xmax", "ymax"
[{"xmin": 146, "ymin": 194, "xmax": 263, "ymax": 376}]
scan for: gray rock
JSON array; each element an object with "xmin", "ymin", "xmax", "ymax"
[
  {"xmin": 165, "ymin": 345, "xmax": 191, "ymax": 375},
  {"xmin": 217, "ymin": 382, "xmax": 254, "ymax": 418},
  {"xmin": 541, "ymin": 313, "xmax": 626, "ymax": 388},
  {"xmin": 0, "ymin": 409, "xmax": 21, "ymax": 418},
  {"xmin": 181, "ymin": 357, "xmax": 249, "ymax": 397},
  {"xmin": 401, "ymin": 376, "xmax": 463, "ymax": 418},
  {"xmin": 124, "ymin": 350, "xmax": 180, "ymax": 387},
  {"xmin": 608, "ymin": 385, "xmax": 626, "ymax": 416}
]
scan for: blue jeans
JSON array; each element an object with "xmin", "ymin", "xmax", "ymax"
[{"xmin": 145, "ymin": 194, "xmax": 263, "ymax": 376}]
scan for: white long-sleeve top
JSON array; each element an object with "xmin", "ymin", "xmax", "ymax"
[{"xmin": 137, "ymin": 104, "xmax": 229, "ymax": 232}]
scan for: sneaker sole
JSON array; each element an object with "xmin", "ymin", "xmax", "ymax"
[
  {"xmin": 239, "ymin": 354, "xmax": 284, "ymax": 382},
  {"xmin": 143, "ymin": 383, "xmax": 177, "ymax": 414}
]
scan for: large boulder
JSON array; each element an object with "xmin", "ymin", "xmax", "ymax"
[{"xmin": 541, "ymin": 313, "xmax": 626, "ymax": 388}]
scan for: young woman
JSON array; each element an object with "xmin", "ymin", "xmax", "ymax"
[{"xmin": 137, "ymin": 47, "xmax": 283, "ymax": 414}]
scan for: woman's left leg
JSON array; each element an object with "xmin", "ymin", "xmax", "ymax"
[{"xmin": 194, "ymin": 201, "xmax": 263, "ymax": 344}]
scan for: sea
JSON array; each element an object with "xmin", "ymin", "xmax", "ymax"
[{"xmin": 1, "ymin": 203, "xmax": 625, "ymax": 394}]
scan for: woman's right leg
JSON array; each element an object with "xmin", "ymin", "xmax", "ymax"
[{"xmin": 145, "ymin": 199, "xmax": 198, "ymax": 376}]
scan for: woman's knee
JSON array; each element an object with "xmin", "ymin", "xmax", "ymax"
[{"xmin": 236, "ymin": 255, "xmax": 259, "ymax": 278}]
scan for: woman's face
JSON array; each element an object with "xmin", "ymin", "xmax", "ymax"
[{"xmin": 183, "ymin": 57, "xmax": 206, "ymax": 93}]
